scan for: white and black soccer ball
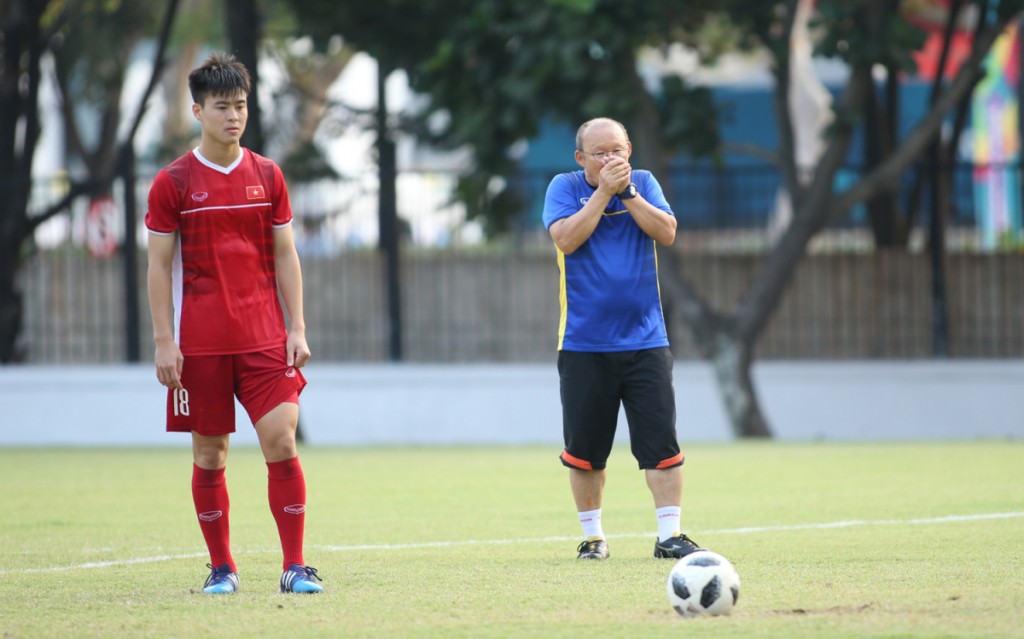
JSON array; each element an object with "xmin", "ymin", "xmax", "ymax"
[{"xmin": 666, "ymin": 550, "xmax": 740, "ymax": 618}]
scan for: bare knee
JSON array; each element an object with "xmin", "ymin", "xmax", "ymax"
[
  {"xmin": 193, "ymin": 434, "xmax": 230, "ymax": 469},
  {"xmin": 255, "ymin": 403, "xmax": 299, "ymax": 462},
  {"xmin": 261, "ymin": 428, "xmax": 297, "ymax": 461}
]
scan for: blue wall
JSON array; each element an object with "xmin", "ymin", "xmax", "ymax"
[{"xmin": 519, "ymin": 80, "xmax": 974, "ymax": 230}]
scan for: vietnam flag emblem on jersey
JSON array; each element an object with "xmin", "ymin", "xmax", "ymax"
[{"xmin": 246, "ymin": 185, "xmax": 266, "ymax": 199}]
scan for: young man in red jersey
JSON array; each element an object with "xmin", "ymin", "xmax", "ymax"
[{"xmin": 146, "ymin": 52, "xmax": 322, "ymax": 594}]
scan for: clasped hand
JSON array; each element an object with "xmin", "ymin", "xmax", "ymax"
[{"xmin": 598, "ymin": 157, "xmax": 632, "ymax": 196}]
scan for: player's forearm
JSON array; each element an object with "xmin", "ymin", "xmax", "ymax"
[
  {"xmin": 146, "ymin": 263, "xmax": 176, "ymax": 343},
  {"xmin": 275, "ymin": 251, "xmax": 306, "ymax": 331},
  {"xmin": 626, "ymin": 198, "xmax": 677, "ymax": 246},
  {"xmin": 146, "ymin": 233, "xmax": 180, "ymax": 343},
  {"xmin": 276, "ymin": 250, "xmax": 311, "ymax": 368},
  {"xmin": 550, "ymin": 197, "xmax": 609, "ymax": 254}
]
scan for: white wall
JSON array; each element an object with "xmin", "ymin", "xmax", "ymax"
[{"xmin": 1, "ymin": 361, "xmax": 1021, "ymax": 447}]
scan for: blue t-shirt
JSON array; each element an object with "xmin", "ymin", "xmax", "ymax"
[{"xmin": 542, "ymin": 169, "xmax": 674, "ymax": 352}]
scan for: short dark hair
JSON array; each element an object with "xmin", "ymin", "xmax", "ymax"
[{"xmin": 188, "ymin": 52, "xmax": 251, "ymax": 105}]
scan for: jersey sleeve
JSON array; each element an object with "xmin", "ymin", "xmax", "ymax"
[
  {"xmin": 542, "ymin": 173, "xmax": 579, "ymax": 230},
  {"xmin": 144, "ymin": 169, "xmax": 181, "ymax": 234},
  {"xmin": 269, "ymin": 161, "xmax": 293, "ymax": 228},
  {"xmin": 636, "ymin": 171, "xmax": 674, "ymax": 216}
]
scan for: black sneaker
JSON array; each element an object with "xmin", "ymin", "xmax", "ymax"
[
  {"xmin": 653, "ymin": 533, "xmax": 701, "ymax": 559},
  {"xmin": 576, "ymin": 538, "xmax": 609, "ymax": 560}
]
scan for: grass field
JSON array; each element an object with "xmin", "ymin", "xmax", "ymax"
[{"xmin": 2, "ymin": 441, "xmax": 1022, "ymax": 638}]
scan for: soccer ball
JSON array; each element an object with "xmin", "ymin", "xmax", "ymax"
[{"xmin": 666, "ymin": 550, "xmax": 740, "ymax": 618}]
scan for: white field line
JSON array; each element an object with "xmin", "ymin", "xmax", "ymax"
[{"xmin": 5, "ymin": 511, "xmax": 1022, "ymax": 575}]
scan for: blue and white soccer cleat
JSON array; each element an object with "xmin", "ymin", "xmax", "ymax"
[
  {"xmin": 280, "ymin": 564, "xmax": 323, "ymax": 593},
  {"xmin": 202, "ymin": 563, "xmax": 239, "ymax": 594}
]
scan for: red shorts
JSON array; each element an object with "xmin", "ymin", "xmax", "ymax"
[{"xmin": 165, "ymin": 348, "xmax": 307, "ymax": 435}]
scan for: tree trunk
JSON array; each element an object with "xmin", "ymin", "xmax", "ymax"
[
  {"xmin": 656, "ymin": 246, "xmax": 774, "ymax": 438},
  {"xmin": 708, "ymin": 333, "xmax": 772, "ymax": 439},
  {"xmin": 225, "ymin": 0, "xmax": 265, "ymax": 154},
  {"xmin": 0, "ymin": 0, "xmax": 45, "ymax": 363},
  {"xmin": 0, "ymin": 236, "xmax": 25, "ymax": 363},
  {"xmin": 864, "ymin": 69, "xmax": 909, "ymax": 247},
  {"xmin": 377, "ymin": 59, "xmax": 402, "ymax": 361}
]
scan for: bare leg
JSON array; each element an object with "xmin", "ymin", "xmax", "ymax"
[
  {"xmin": 192, "ymin": 432, "xmax": 230, "ymax": 469},
  {"xmin": 254, "ymin": 402, "xmax": 299, "ymax": 462},
  {"xmin": 569, "ymin": 468, "xmax": 606, "ymax": 511},
  {"xmin": 645, "ymin": 466, "xmax": 682, "ymax": 509}
]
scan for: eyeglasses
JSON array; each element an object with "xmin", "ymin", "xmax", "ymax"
[{"xmin": 580, "ymin": 148, "xmax": 628, "ymax": 160}]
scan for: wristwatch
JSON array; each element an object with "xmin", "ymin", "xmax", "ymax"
[{"xmin": 619, "ymin": 183, "xmax": 637, "ymax": 200}]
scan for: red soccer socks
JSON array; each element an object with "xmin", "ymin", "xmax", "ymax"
[
  {"xmin": 266, "ymin": 456, "xmax": 307, "ymax": 570},
  {"xmin": 191, "ymin": 464, "xmax": 235, "ymax": 572}
]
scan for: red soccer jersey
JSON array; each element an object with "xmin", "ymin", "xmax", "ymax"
[{"xmin": 145, "ymin": 148, "xmax": 293, "ymax": 355}]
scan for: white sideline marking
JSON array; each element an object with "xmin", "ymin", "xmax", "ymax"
[
  {"xmin": 4, "ymin": 553, "xmax": 209, "ymax": 574},
  {"xmin": 6, "ymin": 511, "xmax": 1022, "ymax": 575},
  {"xmin": 318, "ymin": 511, "xmax": 1024, "ymax": 551}
]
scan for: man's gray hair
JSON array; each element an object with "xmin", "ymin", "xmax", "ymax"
[{"xmin": 575, "ymin": 117, "xmax": 630, "ymax": 150}]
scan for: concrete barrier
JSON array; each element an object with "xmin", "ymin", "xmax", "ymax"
[{"xmin": 0, "ymin": 361, "xmax": 1021, "ymax": 447}]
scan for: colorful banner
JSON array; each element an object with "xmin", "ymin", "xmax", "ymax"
[{"xmin": 972, "ymin": 22, "xmax": 1022, "ymax": 250}]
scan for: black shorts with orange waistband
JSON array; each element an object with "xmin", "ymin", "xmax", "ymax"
[{"xmin": 557, "ymin": 347, "xmax": 684, "ymax": 471}]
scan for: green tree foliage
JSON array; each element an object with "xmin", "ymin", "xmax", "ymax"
[
  {"xmin": 283, "ymin": 0, "xmax": 1023, "ymax": 437},
  {"xmin": 0, "ymin": 0, "xmax": 181, "ymax": 363},
  {"xmin": 51, "ymin": 1, "xmax": 168, "ymax": 177},
  {"xmin": 288, "ymin": 0, "xmax": 454, "ymax": 66},
  {"xmin": 409, "ymin": 1, "xmax": 722, "ymax": 232},
  {"xmin": 288, "ymin": 0, "xmax": 720, "ymax": 233}
]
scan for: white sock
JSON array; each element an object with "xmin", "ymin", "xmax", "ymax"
[
  {"xmin": 578, "ymin": 508, "xmax": 604, "ymax": 540},
  {"xmin": 656, "ymin": 506, "xmax": 681, "ymax": 541}
]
